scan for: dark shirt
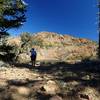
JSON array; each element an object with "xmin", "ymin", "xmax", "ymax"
[{"xmin": 30, "ymin": 49, "xmax": 37, "ymax": 56}]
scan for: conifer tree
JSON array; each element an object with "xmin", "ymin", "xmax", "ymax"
[
  {"xmin": 0, "ymin": 0, "xmax": 27, "ymax": 38},
  {"xmin": 0, "ymin": 0, "xmax": 27, "ymax": 62}
]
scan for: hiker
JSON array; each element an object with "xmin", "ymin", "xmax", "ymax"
[{"xmin": 30, "ymin": 48, "xmax": 37, "ymax": 67}]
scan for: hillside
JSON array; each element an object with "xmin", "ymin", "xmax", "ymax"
[
  {"xmin": 33, "ymin": 32, "xmax": 95, "ymax": 46},
  {"xmin": 7, "ymin": 31, "xmax": 97, "ymax": 63}
]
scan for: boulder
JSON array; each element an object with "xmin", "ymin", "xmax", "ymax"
[
  {"xmin": 42, "ymin": 80, "xmax": 60, "ymax": 95},
  {"xmin": 17, "ymin": 53, "xmax": 30, "ymax": 63},
  {"xmin": 78, "ymin": 87, "xmax": 100, "ymax": 100}
]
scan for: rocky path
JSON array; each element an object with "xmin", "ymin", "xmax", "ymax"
[
  {"xmin": 0, "ymin": 62, "xmax": 100, "ymax": 100},
  {"xmin": 0, "ymin": 67, "xmax": 39, "ymax": 80},
  {"xmin": 0, "ymin": 66, "xmax": 61, "ymax": 100}
]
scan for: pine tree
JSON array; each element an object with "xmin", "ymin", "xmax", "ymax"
[
  {"xmin": 0, "ymin": 0, "xmax": 27, "ymax": 62},
  {"xmin": 0, "ymin": 0, "xmax": 27, "ymax": 38}
]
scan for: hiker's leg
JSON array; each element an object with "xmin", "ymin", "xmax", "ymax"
[
  {"xmin": 33, "ymin": 56, "xmax": 36, "ymax": 67},
  {"xmin": 33, "ymin": 60, "xmax": 35, "ymax": 67},
  {"xmin": 31, "ymin": 56, "xmax": 33, "ymax": 66},
  {"xmin": 32, "ymin": 60, "xmax": 33, "ymax": 67}
]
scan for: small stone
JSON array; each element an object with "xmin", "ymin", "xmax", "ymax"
[{"xmin": 82, "ymin": 75, "xmax": 90, "ymax": 80}]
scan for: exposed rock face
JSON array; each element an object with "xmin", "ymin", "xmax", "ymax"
[{"xmin": 34, "ymin": 32, "xmax": 97, "ymax": 61}]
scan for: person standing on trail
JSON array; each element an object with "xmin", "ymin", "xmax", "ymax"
[{"xmin": 30, "ymin": 48, "xmax": 37, "ymax": 67}]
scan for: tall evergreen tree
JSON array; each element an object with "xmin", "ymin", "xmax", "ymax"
[
  {"xmin": 0, "ymin": 0, "xmax": 27, "ymax": 62},
  {"xmin": 0, "ymin": 0, "xmax": 27, "ymax": 38}
]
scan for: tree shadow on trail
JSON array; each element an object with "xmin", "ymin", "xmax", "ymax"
[
  {"xmin": 34, "ymin": 59, "xmax": 100, "ymax": 87},
  {"xmin": 35, "ymin": 59, "xmax": 100, "ymax": 74},
  {"xmin": 13, "ymin": 59, "xmax": 100, "ymax": 88},
  {"xmin": 5, "ymin": 59, "xmax": 100, "ymax": 100},
  {"xmin": 13, "ymin": 62, "xmax": 32, "ymax": 69}
]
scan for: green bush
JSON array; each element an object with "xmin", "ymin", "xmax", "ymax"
[
  {"xmin": 20, "ymin": 32, "xmax": 32, "ymax": 52},
  {"xmin": 0, "ymin": 44, "xmax": 16, "ymax": 62}
]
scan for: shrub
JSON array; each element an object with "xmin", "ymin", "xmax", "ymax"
[{"xmin": 20, "ymin": 32, "xmax": 32, "ymax": 53}]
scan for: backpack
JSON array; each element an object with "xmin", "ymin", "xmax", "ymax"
[{"xmin": 31, "ymin": 50, "xmax": 37, "ymax": 57}]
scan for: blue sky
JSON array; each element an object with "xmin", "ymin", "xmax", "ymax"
[{"xmin": 9, "ymin": 0, "xmax": 98, "ymax": 41}]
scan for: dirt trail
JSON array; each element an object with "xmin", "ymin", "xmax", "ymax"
[
  {"xmin": 0, "ymin": 62, "xmax": 100, "ymax": 100},
  {"xmin": 0, "ymin": 67, "xmax": 39, "ymax": 80},
  {"xmin": 0, "ymin": 65, "xmax": 59, "ymax": 100}
]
